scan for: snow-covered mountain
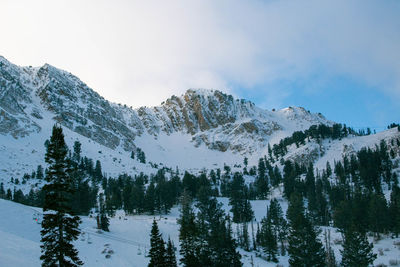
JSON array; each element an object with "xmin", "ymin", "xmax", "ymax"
[
  {"xmin": 0, "ymin": 56, "xmax": 334, "ymax": 176},
  {"xmin": 1, "ymin": 55, "xmax": 399, "ymax": 179}
]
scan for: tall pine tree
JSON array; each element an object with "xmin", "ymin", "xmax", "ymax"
[
  {"xmin": 178, "ymin": 190, "xmax": 201, "ymax": 267},
  {"xmin": 40, "ymin": 125, "xmax": 83, "ymax": 266},
  {"xmin": 287, "ymin": 193, "xmax": 325, "ymax": 267},
  {"xmin": 148, "ymin": 219, "xmax": 166, "ymax": 267},
  {"xmin": 165, "ymin": 237, "xmax": 177, "ymax": 267},
  {"xmin": 340, "ymin": 227, "xmax": 376, "ymax": 267}
]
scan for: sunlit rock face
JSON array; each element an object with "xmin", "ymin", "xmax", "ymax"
[{"xmin": 0, "ymin": 56, "xmax": 331, "ymax": 155}]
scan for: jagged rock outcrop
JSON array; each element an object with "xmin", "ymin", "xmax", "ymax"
[{"xmin": 0, "ymin": 56, "xmax": 332, "ymax": 155}]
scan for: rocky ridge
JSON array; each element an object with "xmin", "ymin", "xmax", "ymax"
[{"xmin": 0, "ymin": 56, "xmax": 331, "ymax": 158}]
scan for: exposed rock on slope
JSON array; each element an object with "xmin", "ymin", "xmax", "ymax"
[{"xmin": 0, "ymin": 56, "xmax": 331, "ymax": 157}]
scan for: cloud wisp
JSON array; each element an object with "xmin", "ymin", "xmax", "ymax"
[{"xmin": 0, "ymin": 0, "xmax": 399, "ymax": 110}]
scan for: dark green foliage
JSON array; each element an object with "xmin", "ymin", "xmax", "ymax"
[
  {"xmin": 36, "ymin": 165, "xmax": 44, "ymax": 180},
  {"xmin": 283, "ymin": 161, "xmax": 297, "ymax": 199},
  {"xmin": 148, "ymin": 219, "xmax": 166, "ymax": 267},
  {"xmin": 145, "ymin": 182, "xmax": 157, "ymax": 214},
  {"xmin": 13, "ymin": 188, "xmax": 25, "ymax": 203},
  {"xmin": 40, "ymin": 125, "xmax": 83, "ymax": 266},
  {"xmin": 0, "ymin": 182, "xmax": 5, "ymax": 198},
  {"xmin": 178, "ymin": 189, "xmax": 242, "ymax": 267},
  {"xmin": 229, "ymin": 173, "xmax": 254, "ymax": 223},
  {"xmin": 97, "ymin": 193, "xmax": 109, "ymax": 232},
  {"xmin": 340, "ymin": 227, "xmax": 376, "ymax": 267},
  {"xmin": 259, "ymin": 215, "xmax": 278, "ymax": 262},
  {"xmin": 324, "ymin": 229, "xmax": 337, "ymax": 267},
  {"xmin": 267, "ymin": 199, "xmax": 288, "ymax": 255},
  {"xmin": 182, "ymin": 171, "xmax": 198, "ymax": 198},
  {"xmin": 368, "ymin": 193, "xmax": 389, "ymax": 236},
  {"xmin": 6, "ymin": 188, "xmax": 12, "ymax": 200},
  {"xmin": 165, "ymin": 237, "xmax": 177, "ymax": 267},
  {"xmin": 178, "ymin": 191, "xmax": 200, "ymax": 267},
  {"xmin": 287, "ymin": 193, "xmax": 325, "ymax": 267},
  {"xmin": 93, "ymin": 160, "xmax": 103, "ymax": 182},
  {"xmin": 389, "ymin": 185, "xmax": 400, "ymax": 236},
  {"xmin": 387, "ymin": 123, "xmax": 400, "ymax": 129},
  {"xmin": 255, "ymin": 158, "xmax": 269, "ymax": 199},
  {"xmin": 314, "ymin": 178, "xmax": 329, "ymax": 225},
  {"xmin": 136, "ymin": 147, "xmax": 146, "ymax": 163},
  {"xmin": 272, "ymin": 123, "xmax": 357, "ymax": 158},
  {"xmin": 72, "ymin": 141, "xmax": 81, "ymax": 162}
]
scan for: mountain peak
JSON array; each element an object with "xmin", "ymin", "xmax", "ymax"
[{"xmin": 1, "ymin": 56, "xmax": 332, "ymax": 156}]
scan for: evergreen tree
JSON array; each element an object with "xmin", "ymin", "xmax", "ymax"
[
  {"xmin": 178, "ymin": 190, "xmax": 201, "ymax": 267},
  {"xmin": 255, "ymin": 158, "xmax": 269, "ymax": 199},
  {"xmin": 196, "ymin": 187, "xmax": 242, "ymax": 266},
  {"xmin": 6, "ymin": 188, "xmax": 12, "ymax": 200},
  {"xmin": 305, "ymin": 163, "xmax": 317, "ymax": 221},
  {"xmin": 268, "ymin": 198, "xmax": 288, "ymax": 255},
  {"xmin": 315, "ymin": 178, "xmax": 329, "ymax": 225},
  {"xmin": 97, "ymin": 193, "xmax": 109, "ymax": 232},
  {"xmin": 324, "ymin": 229, "xmax": 337, "ymax": 267},
  {"xmin": 389, "ymin": 185, "xmax": 400, "ymax": 237},
  {"xmin": 72, "ymin": 141, "xmax": 81, "ymax": 162},
  {"xmin": 340, "ymin": 227, "xmax": 376, "ymax": 267},
  {"xmin": 283, "ymin": 160, "xmax": 296, "ymax": 199},
  {"xmin": 368, "ymin": 193, "xmax": 389, "ymax": 236},
  {"xmin": 229, "ymin": 173, "xmax": 254, "ymax": 223},
  {"xmin": 145, "ymin": 182, "xmax": 156, "ymax": 214},
  {"xmin": 287, "ymin": 193, "xmax": 325, "ymax": 267},
  {"xmin": 148, "ymin": 219, "xmax": 166, "ymax": 267},
  {"xmin": 93, "ymin": 160, "xmax": 103, "ymax": 182},
  {"xmin": 241, "ymin": 222, "xmax": 250, "ymax": 251},
  {"xmin": 40, "ymin": 125, "xmax": 83, "ymax": 266},
  {"xmin": 0, "ymin": 182, "xmax": 5, "ymax": 198},
  {"xmin": 259, "ymin": 215, "xmax": 278, "ymax": 262},
  {"xmin": 165, "ymin": 237, "xmax": 177, "ymax": 267},
  {"xmin": 220, "ymin": 216, "xmax": 242, "ymax": 267},
  {"xmin": 13, "ymin": 189, "xmax": 25, "ymax": 203},
  {"xmin": 36, "ymin": 165, "xmax": 44, "ymax": 180}
]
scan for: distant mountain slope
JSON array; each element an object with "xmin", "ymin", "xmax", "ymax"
[{"xmin": 281, "ymin": 127, "xmax": 400, "ymax": 170}]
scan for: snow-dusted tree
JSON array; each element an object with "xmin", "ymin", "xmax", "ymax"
[{"xmin": 40, "ymin": 125, "xmax": 83, "ymax": 266}]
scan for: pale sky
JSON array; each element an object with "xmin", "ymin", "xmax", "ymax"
[{"xmin": 1, "ymin": 0, "xmax": 399, "ymax": 129}]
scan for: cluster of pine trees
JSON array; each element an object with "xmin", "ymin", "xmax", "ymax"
[
  {"xmin": 131, "ymin": 147, "xmax": 146, "ymax": 163},
  {"xmin": 101, "ymin": 169, "xmax": 182, "ymax": 216},
  {"xmin": 178, "ymin": 190, "xmax": 242, "ymax": 267},
  {"xmin": 272, "ymin": 123, "xmax": 359, "ymax": 159},
  {"xmin": 147, "ymin": 219, "xmax": 177, "ymax": 267}
]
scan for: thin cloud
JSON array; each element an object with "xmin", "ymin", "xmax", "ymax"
[{"xmin": 0, "ymin": 0, "xmax": 399, "ymax": 108}]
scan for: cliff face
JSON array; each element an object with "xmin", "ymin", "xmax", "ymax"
[{"xmin": 0, "ymin": 56, "xmax": 331, "ymax": 156}]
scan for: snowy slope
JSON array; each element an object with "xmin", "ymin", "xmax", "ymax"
[
  {"xmin": 281, "ymin": 127, "xmax": 400, "ymax": 170},
  {"xmin": 1, "ymin": 197, "xmax": 400, "ymax": 267}
]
